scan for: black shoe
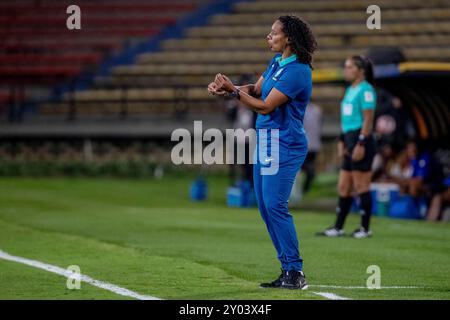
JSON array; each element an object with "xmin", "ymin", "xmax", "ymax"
[
  {"xmin": 260, "ymin": 269, "xmax": 287, "ymax": 288},
  {"xmin": 281, "ymin": 270, "xmax": 308, "ymax": 290}
]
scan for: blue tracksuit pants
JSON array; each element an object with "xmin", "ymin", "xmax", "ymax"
[{"xmin": 253, "ymin": 134, "xmax": 307, "ymax": 271}]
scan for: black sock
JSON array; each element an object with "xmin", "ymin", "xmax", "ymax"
[
  {"xmin": 334, "ymin": 196, "xmax": 353, "ymax": 229},
  {"xmin": 359, "ymin": 191, "xmax": 372, "ymax": 231}
]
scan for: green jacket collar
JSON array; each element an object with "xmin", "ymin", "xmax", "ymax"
[{"xmin": 275, "ymin": 54, "xmax": 297, "ymax": 67}]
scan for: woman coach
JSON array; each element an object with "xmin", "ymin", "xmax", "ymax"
[
  {"xmin": 316, "ymin": 55, "xmax": 377, "ymax": 239},
  {"xmin": 207, "ymin": 15, "xmax": 317, "ymax": 290}
]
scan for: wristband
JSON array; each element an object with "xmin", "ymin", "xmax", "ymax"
[
  {"xmin": 230, "ymin": 88, "xmax": 240, "ymax": 100},
  {"xmin": 357, "ymin": 134, "xmax": 367, "ymax": 146}
]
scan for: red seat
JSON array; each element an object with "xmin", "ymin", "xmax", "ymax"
[
  {"xmin": 0, "ymin": 92, "xmax": 11, "ymax": 104},
  {"xmin": 0, "ymin": 28, "xmax": 162, "ymax": 38},
  {"xmin": 0, "ymin": 66, "xmax": 81, "ymax": 77},
  {"xmin": 0, "ymin": 1, "xmax": 197, "ymax": 95},
  {"xmin": 0, "ymin": 3, "xmax": 196, "ymax": 15},
  {"xmin": 0, "ymin": 54, "xmax": 102, "ymax": 65},
  {"xmin": 1, "ymin": 41, "xmax": 121, "ymax": 51},
  {"xmin": 0, "ymin": 16, "xmax": 176, "ymax": 27}
]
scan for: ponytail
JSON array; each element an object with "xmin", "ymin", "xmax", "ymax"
[{"xmin": 351, "ymin": 55, "xmax": 375, "ymax": 85}]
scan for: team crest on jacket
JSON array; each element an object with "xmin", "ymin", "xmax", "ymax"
[{"xmin": 272, "ymin": 68, "xmax": 284, "ymax": 80}]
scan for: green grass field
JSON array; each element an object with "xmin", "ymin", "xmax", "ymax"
[{"xmin": 0, "ymin": 175, "xmax": 449, "ymax": 300}]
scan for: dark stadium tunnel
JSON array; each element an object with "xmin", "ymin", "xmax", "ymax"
[{"xmin": 375, "ymin": 72, "xmax": 450, "ymax": 148}]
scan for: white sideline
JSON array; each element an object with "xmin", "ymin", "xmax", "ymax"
[
  {"xmin": 0, "ymin": 249, "xmax": 160, "ymax": 300},
  {"xmin": 312, "ymin": 292, "xmax": 350, "ymax": 300},
  {"xmin": 310, "ymin": 285, "xmax": 419, "ymax": 289},
  {"xmin": 3, "ymin": 249, "xmax": 415, "ymax": 301}
]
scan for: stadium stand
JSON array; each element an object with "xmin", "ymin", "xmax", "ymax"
[
  {"xmin": 1, "ymin": 0, "xmax": 449, "ymax": 144},
  {"xmin": 0, "ymin": 0, "xmax": 201, "ymax": 122}
]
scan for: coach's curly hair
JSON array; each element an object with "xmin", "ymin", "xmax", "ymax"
[{"xmin": 278, "ymin": 15, "xmax": 317, "ymax": 69}]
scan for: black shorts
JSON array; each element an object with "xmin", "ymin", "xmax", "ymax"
[{"xmin": 341, "ymin": 129, "xmax": 376, "ymax": 172}]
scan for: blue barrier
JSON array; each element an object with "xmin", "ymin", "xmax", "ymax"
[{"xmin": 389, "ymin": 195, "xmax": 427, "ymax": 220}]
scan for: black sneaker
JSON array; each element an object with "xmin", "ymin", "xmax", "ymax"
[
  {"xmin": 260, "ymin": 269, "xmax": 287, "ymax": 288},
  {"xmin": 281, "ymin": 270, "xmax": 308, "ymax": 290},
  {"xmin": 315, "ymin": 226, "xmax": 345, "ymax": 237}
]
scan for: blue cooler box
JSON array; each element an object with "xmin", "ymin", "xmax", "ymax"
[
  {"xmin": 227, "ymin": 180, "xmax": 256, "ymax": 208},
  {"xmin": 371, "ymin": 183, "xmax": 400, "ymax": 216},
  {"xmin": 351, "ymin": 183, "xmax": 399, "ymax": 216}
]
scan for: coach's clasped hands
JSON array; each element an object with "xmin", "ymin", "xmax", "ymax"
[{"xmin": 207, "ymin": 73, "xmax": 236, "ymax": 97}]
